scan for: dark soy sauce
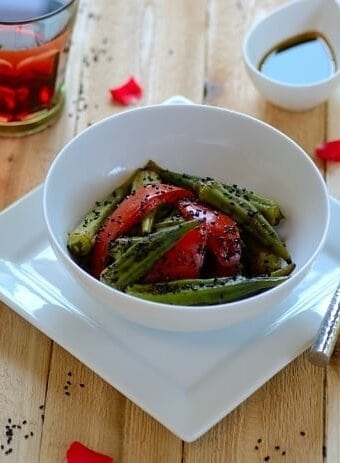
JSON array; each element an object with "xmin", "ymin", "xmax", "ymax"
[{"xmin": 259, "ymin": 32, "xmax": 336, "ymax": 85}]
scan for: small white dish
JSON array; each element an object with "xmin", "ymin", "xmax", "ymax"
[
  {"xmin": 0, "ymin": 185, "xmax": 339, "ymax": 441},
  {"xmin": 243, "ymin": 0, "xmax": 340, "ymax": 111},
  {"xmin": 43, "ymin": 102, "xmax": 329, "ymax": 331}
]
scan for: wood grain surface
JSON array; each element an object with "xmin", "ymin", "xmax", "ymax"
[{"xmin": 0, "ymin": 1, "xmax": 339, "ymax": 462}]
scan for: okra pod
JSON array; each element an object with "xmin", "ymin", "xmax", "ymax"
[
  {"xmin": 154, "ymin": 214, "xmax": 184, "ymax": 229},
  {"xmin": 101, "ymin": 219, "xmax": 200, "ymax": 289},
  {"xmin": 126, "ymin": 275, "xmax": 288, "ymax": 305},
  {"xmin": 145, "ymin": 160, "xmax": 202, "ymax": 189},
  {"xmin": 196, "ymin": 181, "xmax": 291, "ymax": 262},
  {"xmin": 146, "ymin": 161, "xmax": 290, "ymax": 261},
  {"xmin": 270, "ymin": 263, "xmax": 296, "ymax": 277},
  {"xmin": 67, "ymin": 174, "xmax": 134, "ymax": 257},
  {"xmin": 132, "ymin": 168, "xmax": 161, "ymax": 233},
  {"xmin": 108, "ymin": 236, "xmax": 143, "ymax": 262},
  {"xmin": 225, "ymin": 185, "xmax": 284, "ymax": 226},
  {"xmin": 242, "ymin": 235, "xmax": 283, "ymax": 276},
  {"xmin": 147, "ymin": 160, "xmax": 284, "ymax": 225}
]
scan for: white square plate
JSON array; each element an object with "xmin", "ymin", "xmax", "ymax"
[{"xmin": 0, "ymin": 183, "xmax": 339, "ymax": 442}]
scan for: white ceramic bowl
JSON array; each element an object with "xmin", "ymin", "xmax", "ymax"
[
  {"xmin": 243, "ymin": 0, "xmax": 340, "ymax": 111},
  {"xmin": 43, "ymin": 103, "xmax": 329, "ymax": 331}
]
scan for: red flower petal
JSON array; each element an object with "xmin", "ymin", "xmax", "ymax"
[
  {"xmin": 315, "ymin": 140, "xmax": 340, "ymax": 162},
  {"xmin": 109, "ymin": 76, "xmax": 143, "ymax": 106},
  {"xmin": 66, "ymin": 441, "xmax": 113, "ymax": 463}
]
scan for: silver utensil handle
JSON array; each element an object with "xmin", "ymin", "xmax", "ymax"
[{"xmin": 308, "ymin": 282, "xmax": 340, "ymax": 367}]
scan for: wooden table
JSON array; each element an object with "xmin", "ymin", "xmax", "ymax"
[{"xmin": 1, "ymin": 0, "xmax": 340, "ymax": 461}]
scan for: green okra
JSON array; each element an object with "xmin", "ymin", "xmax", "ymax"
[
  {"xmin": 67, "ymin": 173, "xmax": 134, "ymax": 257},
  {"xmin": 242, "ymin": 234, "xmax": 283, "ymax": 276},
  {"xmin": 154, "ymin": 214, "xmax": 185, "ymax": 229},
  {"xmin": 101, "ymin": 219, "xmax": 200, "ymax": 289},
  {"xmin": 126, "ymin": 275, "xmax": 288, "ymax": 305},
  {"xmin": 225, "ymin": 184, "xmax": 284, "ymax": 226},
  {"xmin": 145, "ymin": 160, "xmax": 201, "ymax": 189},
  {"xmin": 146, "ymin": 160, "xmax": 284, "ymax": 225},
  {"xmin": 108, "ymin": 236, "xmax": 143, "ymax": 262},
  {"xmin": 131, "ymin": 168, "xmax": 161, "ymax": 191},
  {"xmin": 270, "ymin": 262, "xmax": 296, "ymax": 277},
  {"xmin": 196, "ymin": 181, "xmax": 291, "ymax": 262},
  {"xmin": 140, "ymin": 163, "xmax": 290, "ymax": 263},
  {"xmin": 146, "ymin": 161, "xmax": 290, "ymax": 261},
  {"xmin": 249, "ymin": 199, "xmax": 284, "ymax": 226},
  {"xmin": 132, "ymin": 168, "xmax": 161, "ymax": 233}
]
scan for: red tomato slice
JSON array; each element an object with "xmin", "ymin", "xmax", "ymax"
[
  {"xmin": 178, "ymin": 200, "xmax": 241, "ymax": 276},
  {"xmin": 91, "ymin": 184, "xmax": 193, "ymax": 278},
  {"xmin": 144, "ymin": 226, "xmax": 207, "ymax": 283}
]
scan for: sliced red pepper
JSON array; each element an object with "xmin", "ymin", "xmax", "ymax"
[
  {"xmin": 315, "ymin": 140, "xmax": 340, "ymax": 162},
  {"xmin": 109, "ymin": 76, "xmax": 143, "ymax": 105},
  {"xmin": 66, "ymin": 441, "xmax": 113, "ymax": 463},
  {"xmin": 144, "ymin": 226, "xmax": 207, "ymax": 283},
  {"xmin": 178, "ymin": 200, "xmax": 241, "ymax": 276},
  {"xmin": 91, "ymin": 184, "xmax": 193, "ymax": 278}
]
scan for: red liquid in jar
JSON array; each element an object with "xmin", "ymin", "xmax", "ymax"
[{"xmin": 0, "ymin": 1, "xmax": 73, "ymax": 122}]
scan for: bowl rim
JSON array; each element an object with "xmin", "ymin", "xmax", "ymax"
[{"xmin": 43, "ymin": 102, "xmax": 331, "ymax": 318}]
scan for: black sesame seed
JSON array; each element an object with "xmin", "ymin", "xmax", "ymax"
[
  {"xmin": 79, "ymin": 383, "xmax": 85, "ymax": 388},
  {"xmin": 5, "ymin": 449, "xmax": 12, "ymax": 455},
  {"xmin": 257, "ymin": 438, "xmax": 262, "ymax": 443},
  {"xmin": 282, "ymin": 451, "xmax": 286, "ymax": 456},
  {"xmin": 22, "ymin": 420, "xmax": 27, "ymax": 425},
  {"xmin": 24, "ymin": 434, "xmax": 29, "ymax": 439},
  {"xmin": 65, "ymin": 391, "xmax": 70, "ymax": 396},
  {"xmin": 68, "ymin": 371, "xmax": 72, "ymax": 377},
  {"xmin": 300, "ymin": 431, "xmax": 306, "ymax": 436},
  {"xmin": 264, "ymin": 457, "xmax": 270, "ymax": 462},
  {"xmin": 274, "ymin": 445, "xmax": 280, "ymax": 450}
]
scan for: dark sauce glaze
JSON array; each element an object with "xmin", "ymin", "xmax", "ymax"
[{"xmin": 259, "ymin": 32, "xmax": 336, "ymax": 85}]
